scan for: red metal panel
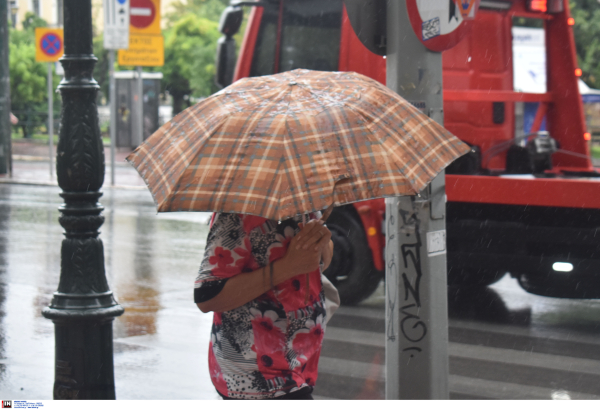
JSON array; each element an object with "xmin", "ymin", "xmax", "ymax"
[
  {"xmin": 444, "ymin": 90, "xmax": 552, "ymax": 102},
  {"xmin": 446, "ymin": 174, "xmax": 600, "ymax": 208},
  {"xmin": 442, "ymin": 10, "xmax": 514, "ymax": 171},
  {"xmin": 545, "ymin": 0, "xmax": 592, "ymax": 169},
  {"xmin": 352, "ymin": 202, "xmax": 386, "ymax": 272},
  {"xmin": 233, "ymin": 6, "xmax": 263, "ymax": 81},
  {"xmin": 338, "ymin": 6, "xmax": 386, "ymax": 84}
]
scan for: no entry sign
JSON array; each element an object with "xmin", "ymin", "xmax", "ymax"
[
  {"xmin": 406, "ymin": 0, "xmax": 480, "ymax": 52},
  {"xmin": 35, "ymin": 28, "xmax": 64, "ymax": 62},
  {"xmin": 130, "ymin": 0, "xmax": 161, "ymax": 35}
]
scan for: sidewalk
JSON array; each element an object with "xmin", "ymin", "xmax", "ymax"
[
  {"xmin": 3, "ymin": 139, "xmax": 147, "ymax": 188},
  {"xmin": 0, "ymin": 141, "xmax": 221, "ymax": 400}
]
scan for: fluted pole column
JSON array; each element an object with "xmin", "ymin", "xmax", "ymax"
[{"xmin": 42, "ymin": 0, "xmax": 124, "ymax": 400}]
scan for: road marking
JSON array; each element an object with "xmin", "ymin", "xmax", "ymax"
[
  {"xmin": 317, "ymin": 357, "xmax": 600, "ymax": 400},
  {"xmin": 324, "ymin": 326, "xmax": 600, "ymax": 375}
]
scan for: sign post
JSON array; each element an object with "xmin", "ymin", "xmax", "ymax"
[
  {"xmin": 384, "ymin": 0, "xmax": 479, "ymax": 399},
  {"xmin": 35, "ymin": 28, "xmax": 64, "ymax": 180},
  {"xmin": 0, "ymin": 0, "xmax": 11, "ymax": 176},
  {"xmin": 104, "ymin": 0, "xmax": 130, "ymax": 186},
  {"xmin": 118, "ymin": 0, "xmax": 163, "ymax": 150}
]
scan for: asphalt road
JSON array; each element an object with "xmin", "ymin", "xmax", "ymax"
[{"xmin": 1, "ymin": 183, "xmax": 599, "ymax": 400}]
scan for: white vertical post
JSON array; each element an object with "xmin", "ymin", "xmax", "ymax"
[
  {"xmin": 385, "ymin": 0, "xmax": 449, "ymax": 400},
  {"xmin": 48, "ymin": 62, "xmax": 54, "ymax": 179},
  {"xmin": 109, "ymin": 50, "xmax": 116, "ymax": 186}
]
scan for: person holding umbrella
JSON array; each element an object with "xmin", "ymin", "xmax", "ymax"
[
  {"xmin": 194, "ymin": 212, "xmax": 333, "ymax": 399},
  {"xmin": 127, "ymin": 69, "xmax": 469, "ymax": 400}
]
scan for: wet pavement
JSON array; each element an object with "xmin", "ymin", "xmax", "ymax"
[{"xmin": 1, "ymin": 145, "xmax": 600, "ymax": 400}]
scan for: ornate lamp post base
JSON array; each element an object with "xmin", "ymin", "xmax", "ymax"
[{"xmin": 42, "ymin": 0, "xmax": 124, "ymax": 400}]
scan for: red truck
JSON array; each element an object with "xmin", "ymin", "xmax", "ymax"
[{"xmin": 216, "ymin": 0, "xmax": 600, "ymax": 304}]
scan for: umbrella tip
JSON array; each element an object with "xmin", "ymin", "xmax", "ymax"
[{"xmin": 289, "ymin": 81, "xmax": 297, "ymax": 86}]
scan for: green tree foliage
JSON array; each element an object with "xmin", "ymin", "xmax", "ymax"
[
  {"xmin": 162, "ymin": 13, "xmax": 221, "ymax": 114},
  {"xmin": 570, "ymin": 0, "xmax": 600, "ymax": 88},
  {"xmin": 9, "ymin": 13, "xmax": 60, "ymax": 137},
  {"xmin": 166, "ymin": 0, "xmax": 229, "ymax": 24}
]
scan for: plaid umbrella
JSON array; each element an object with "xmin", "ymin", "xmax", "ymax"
[{"xmin": 127, "ymin": 69, "xmax": 469, "ymax": 221}]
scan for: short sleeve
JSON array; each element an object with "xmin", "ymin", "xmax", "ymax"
[{"xmin": 194, "ymin": 213, "xmax": 252, "ymax": 303}]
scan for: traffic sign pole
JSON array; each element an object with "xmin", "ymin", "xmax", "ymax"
[
  {"xmin": 48, "ymin": 63, "xmax": 54, "ymax": 179},
  {"xmin": 109, "ymin": 50, "xmax": 116, "ymax": 186},
  {"xmin": 385, "ymin": 0, "xmax": 449, "ymax": 399},
  {"xmin": 0, "ymin": 0, "xmax": 12, "ymax": 176}
]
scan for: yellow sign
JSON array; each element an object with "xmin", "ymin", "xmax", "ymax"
[
  {"xmin": 35, "ymin": 28, "xmax": 64, "ymax": 62},
  {"xmin": 118, "ymin": 34, "xmax": 164, "ymax": 67},
  {"xmin": 130, "ymin": 0, "xmax": 161, "ymax": 35}
]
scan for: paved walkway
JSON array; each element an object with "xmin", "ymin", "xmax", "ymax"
[{"xmin": 3, "ymin": 139, "xmax": 146, "ymax": 188}]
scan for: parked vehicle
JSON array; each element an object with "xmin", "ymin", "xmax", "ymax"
[{"xmin": 216, "ymin": 0, "xmax": 600, "ymax": 304}]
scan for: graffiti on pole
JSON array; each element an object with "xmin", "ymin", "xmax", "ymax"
[{"xmin": 390, "ymin": 198, "xmax": 428, "ymax": 357}]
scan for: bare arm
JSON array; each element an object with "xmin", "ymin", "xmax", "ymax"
[{"xmin": 197, "ymin": 221, "xmax": 328, "ymax": 313}]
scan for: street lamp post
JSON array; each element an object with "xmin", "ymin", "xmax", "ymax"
[{"xmin": 42, "ymin": 0, "xmax": 124, "ymax": 400}]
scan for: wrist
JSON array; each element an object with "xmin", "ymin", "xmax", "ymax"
[{"xmin": 274, "ymin": 256, "xmax": 295, "ymax": 282}]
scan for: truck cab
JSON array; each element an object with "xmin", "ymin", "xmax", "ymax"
[{"xmin": 216, "ymin": 0, "xmax": 600, "ymax": 304}]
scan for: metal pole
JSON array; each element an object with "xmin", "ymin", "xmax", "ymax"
[
  {"xmin": 48, "ymin": 63, "xmax": 54, "ymax": 179},
  {"xmin": 0, "ymin": 0, "xmax": 12, "ymax": 176},
  {"xmin": 42, "ymin": 0, "xmax": 124, "ymax": 400},
  {"xmin": 109, "ymin": 50, "xmax": 116, "ymax": 186},
  {"xmin": 385, "ymin": 0, "xmax": 449, "ymax": 399}
]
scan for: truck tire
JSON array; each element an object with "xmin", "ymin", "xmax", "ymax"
[
  {"xmin": 324, "ymin": 207, "xmax": 383, "ymax": 305},
  {"xmin": 447, "ymin": 265, "xmax": 505, "ymax": 287}
]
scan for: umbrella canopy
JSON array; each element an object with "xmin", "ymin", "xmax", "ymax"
[{"xmin": 127, "ymin": 69, "xmax": 469, "ymax": 220}]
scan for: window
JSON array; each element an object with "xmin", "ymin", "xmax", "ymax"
[
  {"xmin": 9, "ymin": 1, "xmax": 18, "ymax": 28},
  {"xmin": 32, "ymin": 0, "xmax": 40, "ymax": 16},
  {"xmin": 250, "ymin": 0, "xmax": 343, "ymax": 77}
]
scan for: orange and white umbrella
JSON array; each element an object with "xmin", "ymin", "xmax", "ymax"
[{"xmin": 127, "ymin": 69, "xmax": 469, "ymax": 220}]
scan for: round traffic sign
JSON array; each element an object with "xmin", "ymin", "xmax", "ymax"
[
  {"xmin": 39, "ymin": 32, "xmax": 63, "ymax": 56},
  {"xmin": 406, "ymin": 0, "xmax": 480, "ymax": 52},
  {"xmin": 130, "ymin": 0, "xmax": 156, "ymax": 29}
]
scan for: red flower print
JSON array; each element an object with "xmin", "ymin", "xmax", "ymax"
[
  {"xmin": 256, "ymin": 349, "xmax": 289, "ymax": 378},
  {"xmin": 234, "ymin": 238, "xmax": 251, "ymax": 269},
  {"xmin": 213, "ymin": 312, "xmax": 222, "ymax": 326},
  {"xmin": 291, "ymin": 315, "xmax": 325, "ymax": 359},
  {"xmin": 212, "ymin": 264, "xmax": 241, "ymax": 278},
  {"xmin": 241, "ymin": 214, "xmax": 269, "ymax": 234},
  {"xmin": 276, "ymin": 270, "xmax": 321, "ymax": 312},
  {"xmin": 209, "ymin": 247, "xmax": 234, "ymax": 268},
  {"xmin": 208, "ymin": 342, "xmax": 228, "ymax": 393},
  {"xmin": 267, "ymin": 225, "xmax": 296, "ymax": 263},
  {"xmin": 250, "ymin": 309, "xmax": 286, "ymax": 353}
]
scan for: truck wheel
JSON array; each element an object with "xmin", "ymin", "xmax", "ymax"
[
  {"xmin": 324, "ymin": 207, "xmax": 383, "ymax": 305},
  {"xmin": 447, "ymin": 265, "xmax": 505, "ymax": 287}
]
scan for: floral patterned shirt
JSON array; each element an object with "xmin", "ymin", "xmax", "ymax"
[{"xmin": 194, "ymin": 212, "xmax": 327, "ymax": 399}]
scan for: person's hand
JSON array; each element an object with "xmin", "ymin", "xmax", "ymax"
[
  {"xmin": 295, "ymin": 219, "xmax": 332, "ymax": 251},
  {"xmin": 280, "ymin": 220, "xmax": 329, "ymax": 277}
]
